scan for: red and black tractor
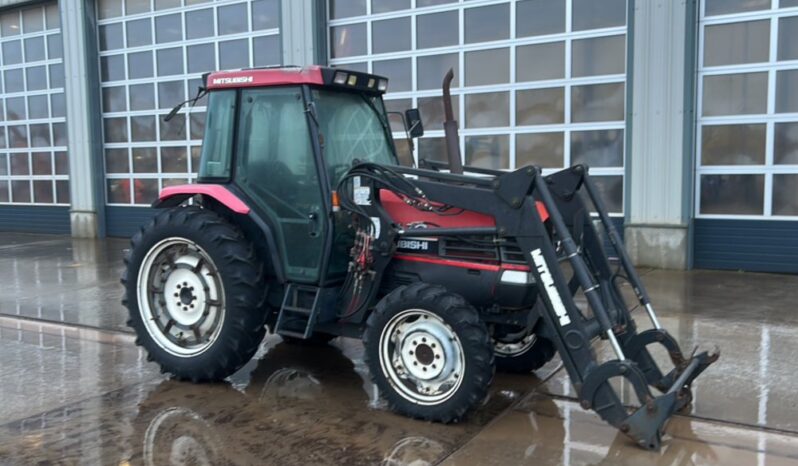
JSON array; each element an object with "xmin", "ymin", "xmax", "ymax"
[{"xmin": 122, "ymin": 66, "xmax": 718, "ymax": 450}]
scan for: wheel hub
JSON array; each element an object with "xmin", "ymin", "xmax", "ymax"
[
  {"xmin": 400, "ymin": 330, "xmax": 446, "ymax": 380},
  {"xmin": 163, "ymin": 268, "xmax": 208, "ymax": 327}
]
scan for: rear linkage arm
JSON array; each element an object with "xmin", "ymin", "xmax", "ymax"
[{"xmin": 340, "ymin": 162, "xmax": 718, "ymax": 450}]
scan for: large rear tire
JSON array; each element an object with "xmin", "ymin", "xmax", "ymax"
[
  {"xmin": 363, "ymin": 283, "xmax": 494, "ymax": 423},
  {"xmin": 122, "ymin": 206, "xmax": 268, "ymax": 382}
]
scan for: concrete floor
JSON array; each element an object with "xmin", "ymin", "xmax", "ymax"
[{"xmin": 1, "ymin": 233, "xmax": 798, "ymax": 465}]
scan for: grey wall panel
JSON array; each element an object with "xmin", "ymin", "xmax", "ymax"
[
  {"xmin": 0, "ymin": 206, "xmax": 70, "ymax": 234},
  {"xmin": 694, "ymin": 219, "xmax": 798, "ymax": 274},
  {"xmin": 105, "ymin": 206, "xmax": 156, "ymax": 238}
]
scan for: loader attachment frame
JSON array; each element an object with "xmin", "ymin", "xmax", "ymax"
[{"xmin": 338, "ymin": 162, "xmax": 718, "ymax": 450}]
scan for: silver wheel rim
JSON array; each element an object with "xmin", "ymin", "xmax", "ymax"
[
  {"xmin": 137, "ymin": 237, "xmax": 225, "ymax": 357},
  {"xmin": 378, "ymin": 309, "xmax": 465, "ymax": 405},
  {"xmin": 494, "ymin": 333, "xmax": 537, "ymax": 357}
]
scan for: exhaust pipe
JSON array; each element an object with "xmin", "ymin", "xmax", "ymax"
[{"xmin": 442, "ymin": 69, "xmax": 463, "ymax": 174}]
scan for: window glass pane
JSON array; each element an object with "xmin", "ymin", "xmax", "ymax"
[
  {"xmin": 26, "ymin": 66, "xmax": 47, "ymax": 91},
  {"xmin": 0, "ymin": 155, "xmax": 6, "ymax": 175},
  {"xmin": 128, "ymin": 51, "xmax": 153, "ymax": 79},
  {"xmin": 572, "ymin": 35, "xmax": 625, "ymax": 77},
  {"xmin": 105, "ymin": 148, "xmax": 129, "ymax": 173},
  {"xmin": 372, "ymin": 0, "xmax": 409, "ymax": 13},
  {"xmin": 33, "ymin": 180, "xmax": 53, "ymax": 203},
  {"xmin": 418, "ymin": 95, "xmax": 459, "ymax": 131},
  {"xmin": 161, "ymin": 147, "xmax": 187, "ymax": 172},
  {"xmin": 218, "ymin": 3, "xmax": 248, "ymax": 35},
  {"xmin": 465, "ymin": 135, "xmax": 509, "ymax": 169},
  {"xmin": 24, "ymin": 37, "xmax": 45, "ymax": 62},
  {"xmin": 782, "ymin": 0, "xmax": 798, "ymax": 6},
  {"xmin": 45, "ymin": 4, "xmax": 59, "ymax": 29},
  {"xmin": 190, "ymin": 111, "xmax": 206, "ymax": 140},
  {"xmin": 0, "ymin": 10, "xmax": 20, "ymax": 35},
  {"xmin": 56, "ymin": 180, "xmax": 69, "ymax": 204},
  {"xmin": 107, "ymin": 178, "xmax": 130, "ymax": 202},
  {"xmin": 0, "ymin": 181, "xmax": 7, "ymax": 202},
  {"xmin": 571, "ymin": 129, "xmax": 624, "ymax": 167},
  {"xmin": 6, "ymin": 97, "xmax": 26, "ymax": 120},
  {"xmin": 104, "ymin": 117, "xmax": 128, "ymax": 143},
  {"xmin": 776, "ymin": 69, "xmax": 798, "ymax": 113},
  {"xmin": 373, "ymin": 17, "xmax": 411, "ymax": 54},
  {"xmin": 125, "ymin": 0, "xmax": 150, "ymax": 15},
  {"xmin": 517, "ymin": 132, "xmax": 564, "ymax": 168},
  {"xmin": 417, "ymin": 11, "xmax": 458, "ymax": 49},
  {"xmin": 54, "ymin": 151, "xmax": 68, "ymax": 174},
  {"xmin": 517, "ymin": 87, "xmax": 565, "ymax": 125},
  {"xmin": 705, "ymin": 0, "xmax": 770, "ymax": 16},
  {"xmin": 133, "ymin": 147, "xmax": 157, "ymax": 172},
  {"xmin": 465, "ymin": 48, "xmax": 509, "ymax": 86},
  {"xmin": 702, "ymin": 124, "xmax": 766, "ymax": 165},
  {"xmin": 131, "ymin": 115, "xmax": 156, "ymax": 141},
  {"xmin": 773, "ymin": 174, "xmax": 798, "ymax": 215},
  {"xmin": 22, "ymin": 7, "xmax": 43, "ymax": 33},
  {"xmin": 465, "ymin": 92, "xmax": 509, "ymax": 128},
  {"xmin": 51, "ymin": 93, "xmax": 65, "ymax": 117},
  {"xmin": 417, "ymin": 53, "xmax": 458, "ymax": 90},
  {"xmin": 199, "ymin": 90, "xmax": 236, "ymax": 179},
  {"xmin": 186, "ymin": 9, "xmax": 214, "ymax": 39},
  {"xmin": 417, "ymin": 0, "xmax": 456, "ymax": 6},
  {"xmin": 157, "ymin": 47, "xmax": 184, "ymax": 76},
  {"xmin": 373, "ymin": 58, "xmax": 412, "ymax": 92},
  {"xmin": 126, "ymin": 18, "xmax": 152, "ymax": 47},
  {"xmin": 155, "ymin": 13, "xmax": 182, "ymax": 43},
  {"xmin": 700, "ymin": 174, "xmax": 764, "ymax": 215},
  {"xmin": 98, "ymin": 0, "xmax": 123, "ymax": 19},
  {"xmin": 4, "ymin": 69, "xmax": 24, "ymax": 92},
  {"xmin": 52, "ymin": 122, "xmax": 67, "ymax": 146},
  {"xmin": 49, "ymin": 63, "xmax": 64, "ymax": 88},
  {"xmin": 28, "ymin": 95, "xmax": 48, "ymax": 119},
  {"xmin": 2, "ymin": 41, "xmax": 22, "ymax": 65},
  {"xmin": 589, "ymin": 176, "xmax": 623, "ymax": 213},
  {"xmin": 219, "ymin": 39, "xmax": 249, "ymax": 70},
  {"xmin": 330, "ymin": 0, "xmax": 366, "ymax": 19},
  {"xmin": 99, "ymin": 24, "xmax": 123, "ymax": 51},
  {"xmin": 188, "ymin": 43, "xmax": 215, "ymax": 73},
  {"xmin": 384, "ymin": 98, "xmax": 412, "ymax": 132},
  {"xmin": 10, "ymin": 153, "xmax": 29, "ymax": 174},
  {"xmin": 128, "ymin": 83, "xmax": 154, "ymax": 111},
  {"xmin": 517, "ymin": 0, "xmax": 565, "ymax": 37},
  {"xmin": 158, "ymin": 81, "xmax": 185, "ymax": 109},
  {"xmin": 135, "ymin": 179, "xmax": 159, "ymax": 204},
  {"xmin": 254, "ymin": 36, "xmax": 281, "ymax": 67},
  {"xmin": 779, "ymin": 16, "xmax": 798, "ymax": 61},
  {"xmin": 32, "ymin": 152, "xmax": 52, "ymax": 175},
  {"xmin": 253, "ymin": 0, "xmax": 279, "ymax": 30},
  {"xmin": 465, "ymin": 4, "xmax": 510, "ymax": 44},
  {"xmin": 571, "ymin": 82, "xmax": 625, "ymax": 122},
  {"xmin": 155, "ymin": 0, "xmax": 181, "ymax": 10},
  {"xmin": 101, "ymin": 55, "xmax": 125, "ymax": 82},
  {"xmin": 0, "ymin": 128, "xmax": 5, "ymax": 148},
  {"xmin": 330, "ymin": 23, "xmax": 366, "ymax": 58},
  {"xmin": 160, "ymin": 113, "xmax": 186, "ymax": 140},
  {"xmin": 517, "ymin": 42, "xmax": 564, "ymax": 82},
  {"xmin": 704, "ymin": 20, "xmax": 770, "ymax": 66},
  {"xmin": 103, "ymin": 86, "xmax": 127, "ymax": 113},
  {"xmin": 572, "ymin": 0, "xmax": 626, "ymax": 31},
  {"xmin": 11, "ymin": 180, "xmax": 31, "ymax": 203},
  {"xmin": 702, "ymin": 72, "xmax": 767, "ymax": 116},
  {"xmin": 47, "ymin": 34, "xmax": 62, "ymax": 59},
  {"xmin": 775, "ymin": 122, "xmax": 798, "ymax": 164}
]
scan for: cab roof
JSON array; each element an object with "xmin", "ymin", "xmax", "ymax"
[{"xmin": 204, "ymin": 66, "xmax": 388, "ymax": 94}]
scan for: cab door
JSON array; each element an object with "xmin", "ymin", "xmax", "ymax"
[{"xmin": 234, "ymin": 87, "xmax": 327, "ymax": 283}]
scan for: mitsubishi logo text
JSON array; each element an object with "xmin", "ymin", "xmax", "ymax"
[{"xmin": 531, "ymin": 248, "xmax": 571, "ymax": 327}]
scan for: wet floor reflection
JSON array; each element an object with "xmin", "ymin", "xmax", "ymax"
[
  {"xmin": 0, "ymin": 334, "xmax": 536, "ymax": 465},
  {"xmin": 443, "ymin": 393, "xmax": 798, "ymax": 466}
]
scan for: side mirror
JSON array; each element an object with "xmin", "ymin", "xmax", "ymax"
[{"xmin": 405, "ymin": 108, "xmax": 424, "ymax": 138}]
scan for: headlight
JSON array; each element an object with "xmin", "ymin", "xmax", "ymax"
[
  {"xmin": 333, "ymin": 71, "xmax": 348, "ymax": 85},
  {"xmin": 500, "ymin": 270, "xmax": 534, "ymax": 285}
]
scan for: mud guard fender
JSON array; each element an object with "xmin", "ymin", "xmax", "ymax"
[{"xmin": 152, "ymin": 184, "xmax": 285, "ymax": 283}]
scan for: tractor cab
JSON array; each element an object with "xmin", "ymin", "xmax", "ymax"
[{"xmin": 186, "ymin": 67, "xmax": 420, "ymax": 284}]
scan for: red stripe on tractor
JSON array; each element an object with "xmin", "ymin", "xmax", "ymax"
[{"xmin": 394, "ymin": 254, "xmax": 530, "ymax": 272}]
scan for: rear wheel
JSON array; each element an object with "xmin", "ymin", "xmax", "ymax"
[
  {"xmin": 494, "ymin": 333, "xmax": 556, "ymax": 374},
  {"xmin": 122, "ymin": 206, "xmax": 268, "ymax": 382},
  {"xmin": 363, "ymin": 283, "xmax": 494, "ymax": 423}
]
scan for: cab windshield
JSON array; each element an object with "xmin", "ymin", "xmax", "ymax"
[{"xmin": 311, "ymin": 89, "xmax": 397, "ymax": 185}]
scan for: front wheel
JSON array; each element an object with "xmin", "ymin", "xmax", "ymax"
[
  {"xmin": 122, "ymin": 206, "xmax": 268, "ymax": 382},
  {"xmin": 363, "ymin": 283, "xmax": 494, "ymax": 423}
]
